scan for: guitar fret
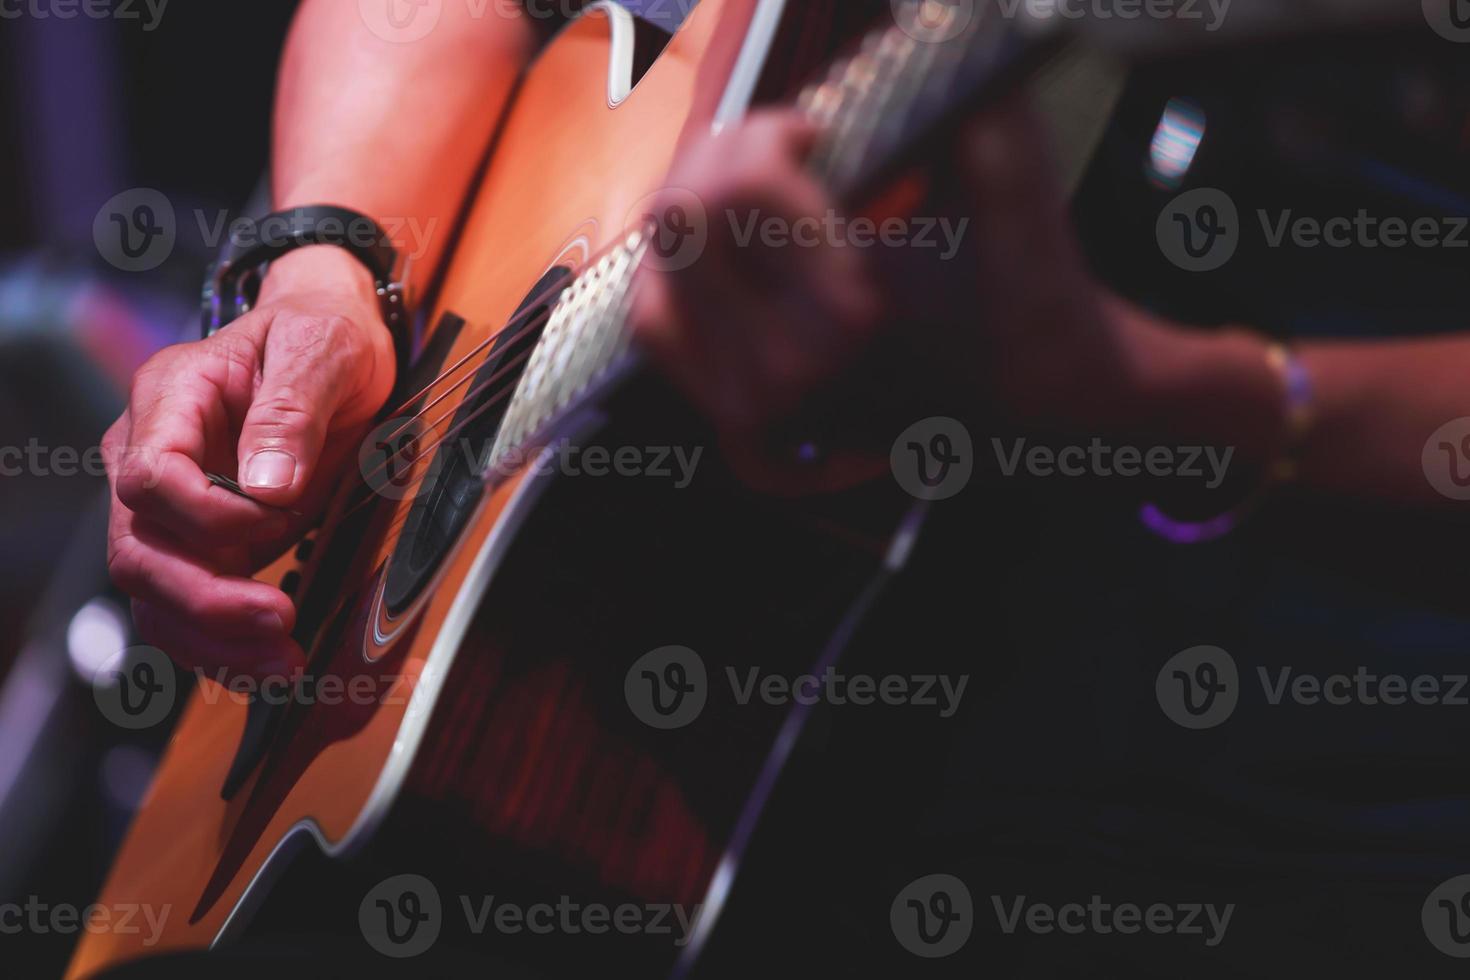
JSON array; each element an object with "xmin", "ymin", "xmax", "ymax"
[
  {"xmin": 486, "ymin": 228, "xmax": 646, "ymax": 476},
  {"xmin": 807, "ymin": 7, "xmax": 943, "ymax": 193},
  {"xmin": 486, "ymin": 0, "xmax": 1045, "ymax": 480},
  {"xmin": 822, "ymin": 33, "xmax": 915, "ymax": 191}
]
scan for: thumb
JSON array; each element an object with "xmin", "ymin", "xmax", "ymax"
[{"xmin": 236, "ymin": 315, "xmax": 367, "ymax": 506}]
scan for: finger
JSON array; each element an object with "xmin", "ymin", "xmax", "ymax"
[
  {"xmin": 132, "ymin": 599, "xmax": 304, "ymax": 681},
  {"xmin": 236, "ymin": 312, "xmax": 378, "ymax": 507},
  {"xmin": 959, "ymin": 100, "xmax": 1074, "ymax": 267},
  {"xmin": 639, "ymin": 108, "xmax": 860, "ymax": 433},
  {"xmin": 713, "ymin": 108, "xmax": 823, "ymax": 163},
  {"xmin": 107, "ymin": 511, "xmax": 297, "ymax": 638},
  {"xmin": 687, "ymin": 204, "xmax": 879, "ymax": 426},
  {"xmin": 115, "ymin": 341, "xmax": 286, "ymax": 541}
]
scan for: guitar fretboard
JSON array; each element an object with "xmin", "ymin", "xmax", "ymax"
[
  {"xmin": 483, "ymin": 0, "xmax": 1049, "ymax": 477},
  {"xmin": 488, "ymin": 228, "xmax": 650, "ymax": 472}
]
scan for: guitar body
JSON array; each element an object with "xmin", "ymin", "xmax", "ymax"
[{"xmin": 69, "ymin": 2, "xmax": 912, "ymax": 976}]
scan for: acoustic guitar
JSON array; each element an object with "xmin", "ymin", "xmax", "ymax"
[{"xmin": 67, "ymin": 1, "xmax": 1414, "ymax": 976}]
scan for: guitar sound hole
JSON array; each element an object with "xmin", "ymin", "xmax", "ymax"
[{"xmin": 382, "ymin": 266, "xmax": 574, "ymax": 616}]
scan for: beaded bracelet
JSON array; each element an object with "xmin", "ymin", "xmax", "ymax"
[{"xmin": 1139, "ymin": 341, "xmax": 1313, "ymax": 544}]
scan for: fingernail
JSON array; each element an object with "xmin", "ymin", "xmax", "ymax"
[
  {"xmin": 243, "ymin": 450, "xmax": 296, "ymax": 489},
  {"xmin": 253, "ymin": 610, "xmax": 286, "ymax": 633}
]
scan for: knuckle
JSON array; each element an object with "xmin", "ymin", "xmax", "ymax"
[
  {"xmin": 279, "ymin": 314, "xmax": 356, "ymax": 356},
  {"xmin": 246, "ymin": 392, "xmax": 314, "ymax": 432},
  {"xmin": 181, "ymin": 584, "xmax": 234, "ymax": 628},
  {"xmin": 114, "ymin": 466, "xmax": 148, "ymax": 509},
  {"xmin": 206, "ymin": 332, "xmax": 261, "ymax": 378},
  {"xmin": 138, "ymin": 344, "xmax": 184, "ymax": 376},
  {"xmin": 114, "ymin": 454, "xmax": 165, "ymax": 508},
  {"xmin": 100, "ymin": 417, "xmax": 126, "ymax": 459},
  {"xmin": 106, "ymin": 535, "xmax": 146, "ymax": 595}
]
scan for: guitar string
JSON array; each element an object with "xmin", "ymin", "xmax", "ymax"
[
  {"xmin": 336, "ymin": 346, "xmax": 537, "ymax": 526},
  {"xmin": 339, "ymin": 5, "xmax": 948, "ymax": 500},
  {"xmin": 335, "ymin": 270, "xmax": 640, "ymax": 527},
  {"xmin": 353, "ymin": 338, "xmax": 537, "ymax": 493},
  {"xmin": 321, "ymin": 6, "xmax": 978, "ymax": 531},
  {"xmin": 355, "ymin": 4, "xmax": 948, "ymax": 457},
  {"xmin": 363, "ymin": 231, "xmax": 642, "ymax": 451}
]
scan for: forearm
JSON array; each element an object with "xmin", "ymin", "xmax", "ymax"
[
  {"xmin": 1117, "ymin": 300, "xmax": 1470, "ymax": 508},
  {"xmin": 271, "ymin": 0, "xmax": 537, "ymax": 296}
]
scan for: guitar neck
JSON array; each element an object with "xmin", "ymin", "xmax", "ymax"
[
  {"xmin": 802, "ymin": 0, "xmax": 1423, "ymax": 206},
  {"xmin": 482, "ymin": 0, "xmax": 1424, "ymax": 479},
  {"xmin": 803, "ymin": 1, "xmax": 1068, "ymax": 205}
]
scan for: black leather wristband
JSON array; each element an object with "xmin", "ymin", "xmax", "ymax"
[{"xmin": 200, "ymin": 204, "xmax": 411, "ymax": 360}]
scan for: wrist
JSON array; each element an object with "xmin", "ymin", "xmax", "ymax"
[
  {"xmin": 1111, "ymin": 298, "xmax": 1285, "ymax": 466},
  {"xmin": 257, "ymin": 244, "xmax": 380, "ymax": 315}
]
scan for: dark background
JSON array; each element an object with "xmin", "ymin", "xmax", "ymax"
[{"xmin": 2, "ymin": 3, "xmax": 1470, "ymax": 978}]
